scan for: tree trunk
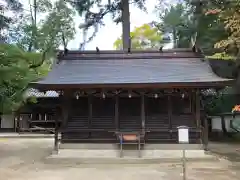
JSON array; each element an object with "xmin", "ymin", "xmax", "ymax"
[
  {"xmin": 34, "ymin": 0, "xmax": 37, "ymax": 26},
  {"xmin": 121, "ymin": 0, "xmax": 131, "ymax": 51},
  {"xmin": 173, "ymin": 28, "xmax": 177, "ymax": 48},
  {"xmin": 191, "ymin": 0, "xmax": 202, "ymax": 49}
]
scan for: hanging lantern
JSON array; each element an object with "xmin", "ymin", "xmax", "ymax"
[
  {"xmin": 182, "ymin": 93, "xmax": 185, "ymax": 99},
  {"xmin": 75, "ymin": 91, "xmax": 80, "ymax": 99},
  {"xmin": 128, "ymin": 93, "xmax": 132, "ymax": 98},
  {"xmin": 102, "ymin": 92, "xmax": 106, "ymax": 99}
]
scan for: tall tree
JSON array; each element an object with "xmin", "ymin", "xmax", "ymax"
[
  {"xmin": 10, "ymin": 0, "xmax": 76, "ymax": 62},
  {"xmin": 158, "ymin": 3, "xmax": 190, "ymax": 48},
  {"xmin": 154, "ymin": 0, "xmax": 228, "ymax": 50},
  {"xmin": 70, "ymin": 0, "xmax": 147, "ymax": 50},
  {"xmin": 113, "ymin": 23, "xmax": 164, "ymax": 50}
]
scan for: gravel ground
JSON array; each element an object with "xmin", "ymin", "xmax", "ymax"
[{"xmin": 0, "ymin": 138, "xmax": 239, "ymax": 180}]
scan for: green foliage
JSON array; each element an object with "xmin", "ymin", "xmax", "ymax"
[
  {"xmin": 206, "ymin": 52, "xmax": 235, "ymax": 61},
  {"xmin": 113, "ymin": 24, "xmax": 163, "ymax": 50},
  {"xmin": 155, "ymin": 2, "xmax": 194, "ymax": 48},
  {"xmin": 155, "ymin": 0, "xmax": 229, "ymax": 50},
  {"xmin": 0, "ymin": 44, "xmax": 49, "ymax": 114},
  {"xmin": 10, "ymin": 0, "xmax": 76, "ymax": 54},
  {"xmin": 0, "ymin": 0, "xmax": 76, "ymax": 114},
  {"xmin": 204, "ymin": 87, "xmax": 236, "ymax": 115},
  {"xmin": 212, "ymin": 1, "xmax": 240, "ymax": 56}
]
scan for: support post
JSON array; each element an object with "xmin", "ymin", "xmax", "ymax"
[
  {"xmin": 88, "ymin": 95, "xmax": 92, "ymax": 137},
  {"xmin": 203, "ymin": 116, "xmax": 209, "ymax": 150},
  {"xmin": 54, "ymin": 107, "xmax": 60, "ymax": 153},
  {"xmin": 141, "ymin": 93, "xmax": 145, "ymax": 131},
  {"xmin": 140, "ymin": 92, "xmax": 145, "ymax": 157},
  {"xmin": 195, "ymin": 89, "xmax": 201, "ymax": 144},
  {"xmin": 115, "ymin": 95, "xmax": 119, "ymax": 130},
  {"xmin": 168, "ymin": 94, "xmax": 172, "ymax": 139},
  {"xmin": 61, "ymin": 90, "xmax": 71, "ymax": 130}
]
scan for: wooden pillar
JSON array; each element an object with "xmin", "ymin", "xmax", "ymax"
[
  {"xmin": 195, "ymin": 89, "xmax": 205, "ymax": 145},
  {"xmin": 88, "ymin": 95, "xmax": 92, "ymax": 137},
  {"xmin": 14, "ymin": 109, "xmax": 21, "ymax": 133},
  {"xmin": 195, "ymin": 89, "xmax": 201, "ymax": 128},
  {"xmin": 54, "ymin": 106, "xmax": 61, "ymax": 153},
  {"xmin": 61, "ymin": 90, "xmax": 71, "ymax": 130},
  {"xmin": 115, "ymin": 95, "xmax": 119, "ymax": 130},
  {"xmin": 203, "ymin": 116, "xmax": 209, "ymax": 150},
  {"xmin": 141, "ymin": 93, "xmax": 145, "ymax": 131},
  {"xmin": 168, "ymin": 94, "xmax": 172, "ymax": 138}
]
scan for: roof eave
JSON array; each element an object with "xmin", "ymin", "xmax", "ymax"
[{"xmin": 30, "ymin": 80, "xmax": 235, "ymax": 91}]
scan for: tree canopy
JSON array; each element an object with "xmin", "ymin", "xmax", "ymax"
[
  {"xmin": 113, "ymin": 23, "xmax": 164, "ymax": 50},
  {"xmin": 0, "ymin": 0, "xmax": 76, "ymax": 114},
  {"xmin": 0, "ymin": 44, "xmax": 49, "ymax": 113}
]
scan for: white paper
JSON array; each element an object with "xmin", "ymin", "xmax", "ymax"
[{"xmin": 178, "ymin": 128, "xmax": 189, "ymax": 143}]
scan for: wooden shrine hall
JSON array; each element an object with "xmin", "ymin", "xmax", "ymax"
[{"xmin": 32, "ymin": 48, "xmax": 233, "ymax": 151}]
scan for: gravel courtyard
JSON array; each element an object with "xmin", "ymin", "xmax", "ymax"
[{"xmin": 0, "ymin": 138, "xmax": 240, "ymax": 180}]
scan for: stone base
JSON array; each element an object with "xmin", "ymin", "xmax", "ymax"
[
  {"xmin": 59, "ymin": 143, "xmax": 203, "ymax": 150},
  {"xmin": 46, "ymin": 149, "xmax": 218, "ymax": 164}
]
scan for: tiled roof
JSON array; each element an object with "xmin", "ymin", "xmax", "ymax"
[
  {"xmin": 26, "ymin": 88, "xmax": 59, "ymax": 98},
  {"xmin": 33, "ymin": 49, "xmax": 233, "ymax": 87}
]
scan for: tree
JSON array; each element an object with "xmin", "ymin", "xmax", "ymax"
[
  {"xmin": 70, "ymin": 0, "xmax": 147, "ymax": 50},
  {"xmin": 158, "ymin": 3, "xmax": 189, "ymax": 48},
  {"xmin": 154, "ymin": 0, "xmax": 228, "ymax": 50},
  {"xmin": 0, "ymin": 0, "xmax": 23, "ymax": 42},
  {"xmin": 113, "ymin": 23, "xmax": 163, "ymax": 50},
  {"xmin": 0, "ymin": 0, "xmax": 76, "ymax": 114},
  {"xmin": 213, "ymin": 1, "xmax": 240, "ymax": 58},
  {"xmin": 0, "ymin": 44, "xmax": 49, "ymax": 114},
  {"xmin": 192, "ymin": 0, "xmax": 229, "ymax": 51},
  {"xmin": 11, "ymin": 0, "xmax": 76, "ymax": 56}
]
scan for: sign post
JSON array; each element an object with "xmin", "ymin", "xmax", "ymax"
[{"xmin": 178, "ymin": 126, "xmax": 189, "ymax": 180}]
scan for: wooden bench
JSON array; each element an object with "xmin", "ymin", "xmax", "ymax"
[{"xmin": 115, "ymin": 131, "xmax": 145, "ymax": 157}]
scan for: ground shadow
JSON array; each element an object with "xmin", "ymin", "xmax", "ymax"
[{"xmin": 208, "ymin": 140, "xmax": 240, "ymax": 162}]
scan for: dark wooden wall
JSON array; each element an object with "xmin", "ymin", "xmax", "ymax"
[
  {"xmin": 62, "ymin": 94, "xmax": 199, "ymax": 143},
  {"xmin": 20, "ymin": 98, "xmax": 60, "ymax": 130}
]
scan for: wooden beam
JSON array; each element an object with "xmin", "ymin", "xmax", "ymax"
[
  {"xmin": 115, "ymin": 95, "xmax": 119, "ymax": 130},
  {"xmin": 35, "ymin": 80, "xmax": 234, "ymax": 91}
]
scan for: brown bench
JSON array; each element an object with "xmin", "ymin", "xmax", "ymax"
[{"xmin": 115, "ymin": 131, "xmax": 146, "ymax": 157}]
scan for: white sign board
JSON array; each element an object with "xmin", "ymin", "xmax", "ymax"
[{"xmin": 178, "ymin": 128, "xmax": 189, "ymax": 143}]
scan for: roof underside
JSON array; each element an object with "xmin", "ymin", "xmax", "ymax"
[{"xmin": 33, "ymin": 49, "xmax": 233, "ymax": 88}]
